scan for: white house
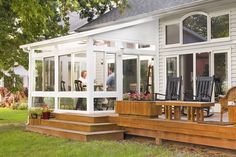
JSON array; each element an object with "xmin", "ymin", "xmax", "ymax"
[{"xmin": 20, "ymin": 0, "xmax": 236, "ymax": 114}]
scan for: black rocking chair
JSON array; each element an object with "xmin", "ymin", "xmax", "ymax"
[
  {"xmin": 154, "ymin": 76, "xmax": 182, "ymax": 101},
  {"xmin": 61, "ymin": 81, "xmax": 66, "ymax": 91},
  {"xmin": 183, "ymin": 76, "xmax": 215, "ymax": 117}
]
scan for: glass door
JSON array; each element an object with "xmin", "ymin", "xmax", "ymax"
[
  {"xmin": 180, "ymin": 54, "xmax": 193, "ymax": 99},
  {"xmin": 196, "ymin": 52, "xmax": 210, "ymax": 77},
  {"xmin": 214, "ymin": 52, "xmax": 228, "ymax": 93}
]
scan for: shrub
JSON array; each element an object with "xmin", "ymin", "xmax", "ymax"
[
  {"xmin": 17, "ymin": 103, "xmax": 28, "ymax": 110},
  {"xmin": 10, "ymin": 103, "xmax": 18, "ymax": 110}
]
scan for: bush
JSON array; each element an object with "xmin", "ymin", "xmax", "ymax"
[
  {"xmin": 10, "ymin": 103, "xmax": 18, "ymax": 110},
  {"xmin": 17, "ymin": 103, "xmax": 28, "ymax": 110}
]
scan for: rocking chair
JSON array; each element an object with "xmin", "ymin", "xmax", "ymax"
[
  {"xmin": 154, "ymin": 76, "xmax": 182, "ymax": 101},
  {"xmin": 183, "ymin": 76, "xmax": 215, "ymax": 117}
]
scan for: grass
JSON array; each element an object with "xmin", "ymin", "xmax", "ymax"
[
  {"xmin": 0, "ymin": 108, "xmax": 28, "ymax": 124},
  {"xmin": 0, "ymin": 108, "xmax": 199, "ymax": 157}
]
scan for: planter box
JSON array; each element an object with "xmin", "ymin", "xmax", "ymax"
[
  {"xmin": 29, "ymin": 119, "xmax": 41, "ymax": 125},
  {"xmin": 115, "ymin": 101, "xmax": 162, "ymax": 117}
]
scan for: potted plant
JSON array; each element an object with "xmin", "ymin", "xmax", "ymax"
[
  {"xmin": 41, "ymin": 105, "xmax": 53, "ymax": 119},
  {"xmin": 28, "ymin": 107, "xmax": 43, "ymax": 125},
  {"xmin": 29, "ymin": 107, "xmax": 43, "ymax": 119}
]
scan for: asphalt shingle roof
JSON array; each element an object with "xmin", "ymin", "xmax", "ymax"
[{"xmin": 76, "ymin": 0, "xmax": 200, "ymax": 32}]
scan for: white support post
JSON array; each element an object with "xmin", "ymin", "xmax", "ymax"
[
  {"xmin": 154, "ymin": 18, "xmax": 160, "ymax": 94},
  {"xmin": 137, "ymin": 55, "xmax": 141, "ymax": 93},
  {"xmin": 54, "ymin": 45, "xmax": 59, "ymax": 111},
  {"xmin": 86, "ymin": 38, "xmax": 95, "ymax": 114},
  {"xmin": 28, "ymin": 49, "xmax": 34, "ymax": 108},
  {"xmin": 193, "ymin": 53, "xmax": 196, "ymax": 96},
  {"xmin": 116, "ymin": 49, "xmax": 123, "ymax": 100}
]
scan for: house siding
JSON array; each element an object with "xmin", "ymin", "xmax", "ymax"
[{"xmin": 158, "ymin": 5, "xmax": 236, "ymax": 93}]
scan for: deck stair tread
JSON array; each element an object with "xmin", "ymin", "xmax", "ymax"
[
  {"xmin": 53, "ymin": 113, "xmax": 113, "ymax": 118},
  {"xmin": 53, "ymin": 113, "xmax": 110, "ymax": 123},
  {"xmin": 44, "ymin": 119, "xmax": 116, "ymax": 126},
  {"xmin": 28, "ymin": 125, "xmax": 125, "ymax": 135}
]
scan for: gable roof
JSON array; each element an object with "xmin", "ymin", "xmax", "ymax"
[{"xmin": 76, "ymin": 0, "xmax": 204, "ymax": 32}]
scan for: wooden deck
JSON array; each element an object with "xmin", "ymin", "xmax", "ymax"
[
  {"xmin": 26, "ymin": 110, "xmax": 236, "ymax": 150},
  {"xmin": 109, "ymin": 113, "xmax": 236, "ymax": 150}
]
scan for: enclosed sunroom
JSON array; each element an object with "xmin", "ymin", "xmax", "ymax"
[{"xmin": 20, "ymin": 19, "xmax": 158, "ymax": 114}]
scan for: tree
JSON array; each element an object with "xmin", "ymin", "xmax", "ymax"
[{"xmin": 0, "ymin": 0, "xmax": 127, "ymax": 92}]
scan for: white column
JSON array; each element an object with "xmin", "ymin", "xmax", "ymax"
[
  {"xmin": 137, "ymin": 55, "xmax": 141, "ymax": 93},
  {"xmin": 28, "ymin": 49, "xmax": 34, "ymax": 108},
  {"xmin": 116, "ymin": 49, "xmax": 123, "ymax": 100},
  {"xmin": 86, "ymin": 38, "xmax": 95, "ymax": 114},
  {"xmin": 154, "ymin": 18, "xmax": 160, "ymax": 93},
  {"xmin": 193, "ymin": 53, "xmax": 196, "ymax": 96},
  {"xmin": 54, "ymin": 45, "xmax": 59, "ymax": 111}
]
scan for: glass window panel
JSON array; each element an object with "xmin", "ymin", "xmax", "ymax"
[
  {"xmin": 59, "ymin": 98, "xmax": 87, "ymax": 111},
  {"xmin": 59, "ymin": 55, "xmax": 71, "ymax": 91},
  {"xmin": 123, "ymin": 55, "xmax": 137, "ymax": 93},
  {"xmin": 214, "ymin": 53, "xmax": 228, "ymax": 93},
  {"xmin": 106, "ymin": 54, "xmax": 116, "ymax": 91},
  {"xmin": 32, "ymin": 97, "xmax": 55, "ymax": 109},
  {"xmin": 211, "ymin": 14, "xmax": 229, "ymax": 39},
  {"xmin": 166, "ymin": 57, "xmax": 177, "ymax": 77},
  {"xmin": 74, "ymin": 53, "xmax": 87, "ymax": 91},
  {"xmin": 34, "ymin": 59, "xmax": 43, "ymax": 91},
  {"xmin": 166, "ymin": 24, "xmax": 180, "ymax": 45},
  {"xmin": 94, "ymin": 97, "xmax": 116, "ymax": 111},
  {"xmin": 196, "ymin": 53, "xmax": 209, "ymax": 76},
  {"xmin": 140, "ymin": 56, "xmax": 154, "ymax": 93},
  {"xmin": 183, "ymin": 14, "xmax": 207, "ymax": 44},
  {"xmin": 94, "ymin": 52, "xmax": 105, "ymax": 91},
  {"xmin": 44, "ymin": 57, "xmax": 55, "ymax": 91}
]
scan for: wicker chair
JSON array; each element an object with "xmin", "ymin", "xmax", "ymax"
[{"xmin": 219, "ymin": 86, "xmax": 236, "ymax": 122}]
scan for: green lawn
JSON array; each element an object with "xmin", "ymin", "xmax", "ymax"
[
  {"xmin": 0, "ymin": 108, "xmax": 28, "ymax": 124},
  {"xmin": 0, "ymin": 108, "xmax": 198, "ymax": 157}
]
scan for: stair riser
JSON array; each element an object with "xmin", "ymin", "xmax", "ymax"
[
  {"xmin": 26, "ymin": 126, "xmax": 87, "ymax": 141},
  {"xmin": 54, "ymin": 114, "xmax": 109, "ymax": 123},
  {"xmin": 26, "ymin": 126, "xmax": 124, "ymax": 141},
  {"xmin": 87, "ymin": 132, "xmax": 124, "ymax": 141},
  {"xmin": 41, "ymin": 120, "xmax": 119, "ymax": 132}
]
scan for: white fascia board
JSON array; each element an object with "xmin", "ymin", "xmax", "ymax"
[{"xmin": 20, "ymin": 17, "xmax": 155, "ymax": 50}]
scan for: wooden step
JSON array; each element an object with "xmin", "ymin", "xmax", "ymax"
[
  {"xmin": 26, "ymin": 125, "xmax": 124, "ymax": 141},
  {"xmin": 54, "ymin": 113, "xmax": 109, "ymax": 123},
  {"xmin": 41, "ymin": 119, "xmax": 120, "ymax": 132}
]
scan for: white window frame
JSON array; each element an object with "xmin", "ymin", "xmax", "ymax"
[
  {"xmin": 163, "ymin": 11, "xmax": 231, "ymax": 47},
  {"xmin": 163, "ymin": 20, "xmax": 181, "ymax": 47},
  {"xmin": 210, "ymin": 48, "xmax": 232, "ymax": 89},
  {"xmin": 164, "ymin": 56, "xmax": 179, "ymax": 93},
  {"xmin": 209, "ymin": 11, "xmax": 231, "ymax": 42}
]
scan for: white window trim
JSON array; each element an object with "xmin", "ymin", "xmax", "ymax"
[
  {"xmin": 211, "ymin": 48, "xmax": 232, "ymax": 89},
  {"xmin": 164, "ymin": 56, "xmax": 179, "ymax": 94},
  {"xmin": 163, "ymin": 11, "xmax": 231, "ymax": 47},
  {"xmin": 180, "ymin": 11, "xmax": 209, "ymax": 45},
  {"xmin": 164, "ymin": 23, "xmax": 181, "ymax": 47},
  {"xmin": 210, "ymin": 11, "xmax": 231, "ymax": 42}
]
